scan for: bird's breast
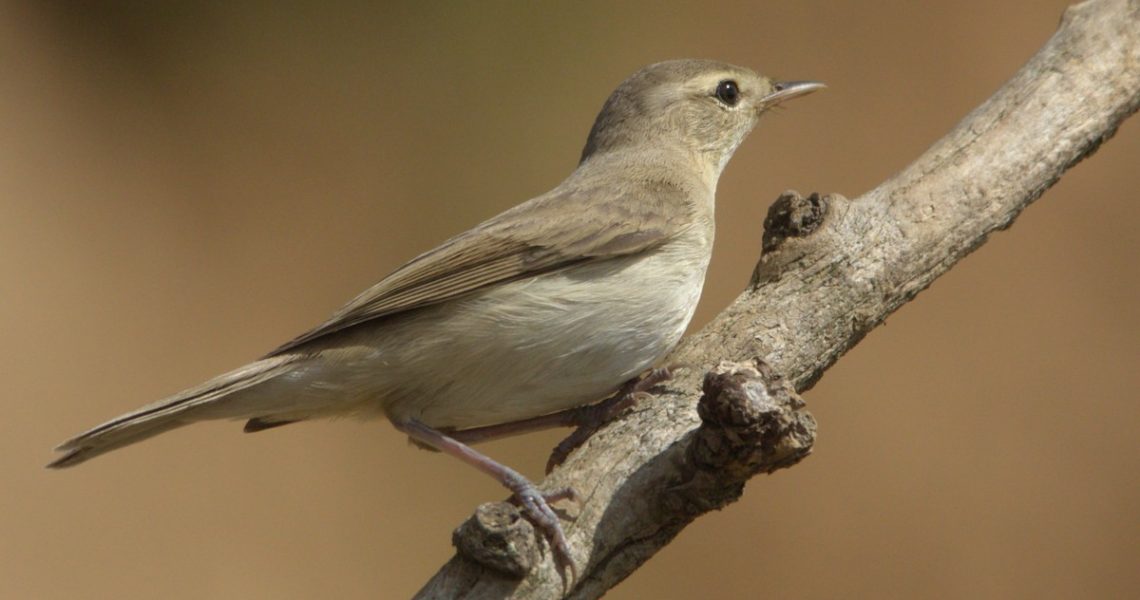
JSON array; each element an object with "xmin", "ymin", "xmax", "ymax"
[{"xmin": 372, "ymin": 228, "xmax": 713, "ymax": 429}]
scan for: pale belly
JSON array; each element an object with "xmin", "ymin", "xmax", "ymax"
[
  {"xmin": 381, "ymin": 238, "xmax": 709, "ymax": 429},
  {"xmin": 252, "ymin": 233, "xmax": 711, "ymax": 430}
]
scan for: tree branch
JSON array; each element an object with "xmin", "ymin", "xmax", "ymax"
[{"xmin": 416, "ymin": 0, "xmax": 1140, "ymax": 597}]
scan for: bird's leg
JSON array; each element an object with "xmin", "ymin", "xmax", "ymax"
[
  {"xmin": 441, "ymin": 411, "xmax": 584, "ymax": 445},
  {"xmin": 545, "ymin": 366, "xmax": 674, "ymax": 473},
  {"xmin": 438, "ymin": 366, "xmax": 676, "ymax": 472},
  {"xmin": 393, "ymin": 417, "xmax": 577, "ymax": 579}
]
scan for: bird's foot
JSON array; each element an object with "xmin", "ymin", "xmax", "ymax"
[
  {"xmin": 546, "ymin": 365, "xmax": 676, "ymax": 473},
  {"xmin": 507, "ymin": 483, "xmax": 579, "ymax": 583}
]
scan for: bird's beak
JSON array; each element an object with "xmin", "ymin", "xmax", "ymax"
[{"xmin": 760, "ymin": 80, "xmax": 826, "ymax": 107}]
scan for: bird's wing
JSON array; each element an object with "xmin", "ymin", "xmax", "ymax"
[{"xmin": 267, "ymin": 180, "xmax": 692, "ymax": 355}]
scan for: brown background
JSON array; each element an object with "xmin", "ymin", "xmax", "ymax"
[{"xmin": 3, "ymin": 1, "xmax": 1137, "ymax": 598}]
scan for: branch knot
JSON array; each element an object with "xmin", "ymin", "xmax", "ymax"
[
  {"xmin": 761, "ymin": 190, "xmax": 829, "ymax": 254},
  {"xmin": 692, "ymin": 359, "xmax": 816, "ymax": 483},
  {"xmin": 452, "ymin": 502, "xmax": 538, "ymax": 579}
]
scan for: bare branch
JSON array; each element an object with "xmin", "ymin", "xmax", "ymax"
[{"xmin": 416, "ymin": 0, "xmax": 1140, "ymax": 597}]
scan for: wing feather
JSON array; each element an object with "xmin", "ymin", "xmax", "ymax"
[{"xmin": 268, "ymin": 180, "xmax": 691, "ymax": 355}]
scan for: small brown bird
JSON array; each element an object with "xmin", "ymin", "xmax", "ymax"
[{"xmin": 50, "ymin": 59, "xmax": 822, "ymax": 571}]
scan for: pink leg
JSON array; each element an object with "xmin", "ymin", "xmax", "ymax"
[
  {"xmin": 446, "ymin": 366, "xmax": 676, "ymax": 450},
  {"xmin": 393, "ymin": 417, "xmax": 577, "ymax": 578},
  {"xmin": 443, "ymin": 411, "xmax": 581, "ymax": 445},
  {"xmin": 545, "ymin": 366, "xmax": 675, "ymax": 472}
]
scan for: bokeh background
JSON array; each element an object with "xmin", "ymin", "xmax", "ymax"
[{"xmin": 3, "ymin": 1, "xmax": 1137, "ymax": 598}]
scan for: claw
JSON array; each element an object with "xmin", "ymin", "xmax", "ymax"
[
  {"xmin": 509, "ymin": 483, "xmax": 578, "ymax": 585},
  {"xmin": 393, "ymin": 418, "xmax": 579, "ymax": 583},
  {"xmin": 546, "ymin": 366, "xmax": 678, "ymax": 472}
]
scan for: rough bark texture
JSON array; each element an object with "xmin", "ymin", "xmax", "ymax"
[{"xmin": 416, "ymin": 1, "xmax": 1140, "ymax": 597}]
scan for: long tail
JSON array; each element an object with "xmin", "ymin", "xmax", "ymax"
[{"xmin": 48, "ymin": 355, "xmax": 302, "ymax": 469}]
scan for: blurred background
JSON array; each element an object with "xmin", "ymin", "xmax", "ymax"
[{"xmin": 3, "ymin": 1, "xmax": 1137, "ymax": 598}]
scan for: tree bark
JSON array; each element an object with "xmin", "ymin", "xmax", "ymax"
[{"xmin": 416, "ymin": 0, "xmax": 1140, "ymax": 597}]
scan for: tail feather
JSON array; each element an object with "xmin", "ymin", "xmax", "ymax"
[
  {"xmin": 48, "ymin": 355, "xmax": 302, "ymax": 469},
  {"xmin": 49, "ymin": 418, "xmax": 191, "ymax": 469}
]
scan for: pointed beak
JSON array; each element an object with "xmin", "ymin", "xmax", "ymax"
[{"xmin": 760, "ymin": 80, "xmax": 826, "ymax": 107}]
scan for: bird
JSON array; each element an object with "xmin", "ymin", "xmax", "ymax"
[{"xmin": 49, "ymin": 59, "xmax": 823, "ymax": 573}]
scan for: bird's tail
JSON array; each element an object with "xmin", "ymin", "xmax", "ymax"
[{"xmin": 48, "ymin": 355, "xmax": 302, "ymax": 469}]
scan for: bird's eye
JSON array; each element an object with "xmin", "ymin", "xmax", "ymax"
[{"xmin": 714, "ymin": 80, "xmax": 740, "ymax": 106}]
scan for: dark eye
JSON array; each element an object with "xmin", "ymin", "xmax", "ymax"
[{"xmin": 714, "ymin": 80, "xmax": 740, "ymax": 106}]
